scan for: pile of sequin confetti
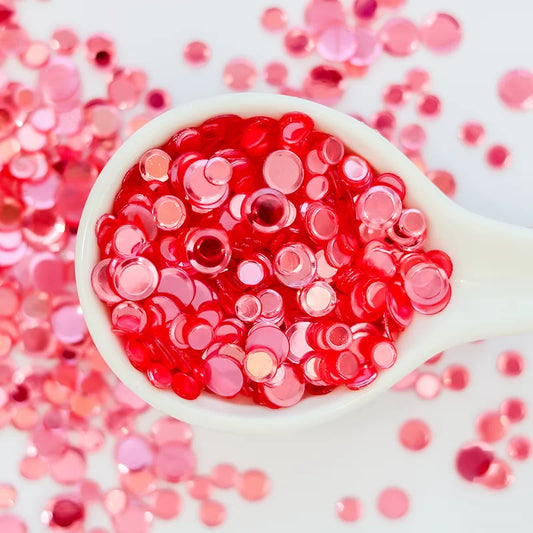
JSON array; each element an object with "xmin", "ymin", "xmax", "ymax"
[
  {"xmin": 92, "ymin": 113, "xmax": 453, "ymax": 406},
  {"xmin": 1, "ymin": 0, "xmax": 533, "ymax": 528}
]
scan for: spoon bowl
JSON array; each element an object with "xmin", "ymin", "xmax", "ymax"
[{"xmin": 76, "ymin": 93, "xmax": 533, "ymax": 433}]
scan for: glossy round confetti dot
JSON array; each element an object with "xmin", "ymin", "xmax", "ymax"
[
  {"xmin": 498, "ymin": 69, "xmax": 533, "ymax": 110},
  {"xmin": 398, "ymin": 419, "xmax": 431, "ymax": 451},
  {"xmin": 427, "ymin": 169, "xmax": 456, "ymax": 197},
  {"xmin": 377, "ymin": 487, "xmax": 409, "ymax": 519},
  {"xmin": 507, "ymin": 435, "xmax": 531, "ymax": 461},
  {"xmin": 379, "ymin": 17, "xmax": 419, "ymax": 57},
  {"xmin": 500, "ymin": 397, "xmax": 527, "ymax": 423},
  {"xmin": 476, "ymin": 411, "xmax": 508, "ymax": 443},
  {"xmin": 284, "ymin": 28, "xmax": 315, "ymax": 57},
  {"xmin": 154, "ymin": 442, "xmax": 196, "ymax": 482},
  {"xmin": 316, "ymin": 25, "xmax": 356, "ymax": 62},
  {"xmin": 456, "ymin": 441, "xmax": 495, "ymax": 481},
  {"xmin": 261, "ymin": 7, "xmax": 288, "ymax": 32},
  {"xmin": 0, "ymin": 484, "xmax": 16, "ymax": 508},
  {"xmin": 238, "ymin": 469, "xmax": 270, "ymax": 501},
  {"xmin": 442, "ymin": 364, "xmax": 469, "ymax": 390},
  {"xmin": 336, "ymin": 496, "xmax": 363, "ymax": 522},
  {"xmin": 459, "ymin": 121, "xmax": 485, "ymax": 146},
  {"xmin": 479, "ymin": 458, "xmax": 514, "ymax": 490},
  {"xmin": 263, "ymin": 61, "xmax": 288, "ymax": 87},
  {"xmin": 183, "ymin": 41, "xmax": 211, "ymax": 66},
  {"xmin": 211, "ymin": 463, "xmax": 239, "ymax": 488},
  {"xmin": 223, "ymin": 58, "xmax": 257, "ymax": 90},
  {"xmin": 497, "ymin": 350, "xmax": 524, "ymax": 376},
  {"xmin": 415, "ymin": 373, "xmax": 441, "ymax": 399},
  {"xmin": 50, "ymin": 28, "xmax": 79, "ymax": 55},
  {"xmin": 199, "ymin": 499, "xmax": 226, "ymax": 527},
  {"xmin": 486, "ymin": 145, "xmax": 511, "ymax": 169},
  {"xmin": 420, "ymin": 12, "xmax": 462, "ymax": 53}
]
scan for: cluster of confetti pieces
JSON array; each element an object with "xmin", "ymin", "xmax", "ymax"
[
  {"xmin": 92, "ymin": 111, "xmax": 453, "ymax": 406},
  {"xmin": 0, "ymin": 2, "xmax": 273, "ymax": 529}
]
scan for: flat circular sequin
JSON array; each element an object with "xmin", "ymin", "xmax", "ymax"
[
  {"xmin": 377, "ymin": 487, "xmax": 409, "ymax": 519},
  {"xmin": 237, "ymin": 469, "xmax": 270, "ymax": 501},
  {"xmin": 398, "ymin": 419, "xmax": 431, "ymax": 450},
  {"xmin": 223, "ymin": 58, "xmax": 257, "ymax": 91},
  {"xmin": 459, "ymin": 121, "xmax": 485, "ymax": 146},
  {"xmin": 486, "ymin": 145, "xmax": 512, "ymax": 169},
  {"xmin": 199, "ymin": 499, "xmax": 226, "ymax": 527},
  {"xmin": 261, "ymin": 7, "xmax": 288, "ymax": 32},
  {"xmin": 379, "ymin": 17, "xmax": 419, "ymax": 57},
  {"xmin": 498, "ymin": 69, "xmax": 533, "ymax": 110},
  {"xmin": 497, "ymin": 350, "xmax": 524, "ymax": 376},
  {"xmin": 183, "ymin": 41, "xmax": 211, "ymax": 66},
  {"xmin": 420, "ymin": 13, "xmax": 462, "ymax": 53},
  {"xmin": 335, "ymin": 496, "xmax": 363, "ymax": 523}
]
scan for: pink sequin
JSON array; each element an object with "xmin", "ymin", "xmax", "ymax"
[
  {"xmin": 442, "ymin": 364, "xmax": 469, "ymax": 390},
  {"xmin": 486, "ymin": 145, "xmax": 512, "ymax": 169},
  {"xmin": 284, "ymin": 28, "xmax": 315, "ymax": 57},
  {"xmin": 183, "ymin": 41, "xmax": 211, "ymax": 67},
  {"xmin": 398, "ymin": 419, "xmax": 431, "ymax": 451},
  {"xmin": 0, "ymin": 514, "xmax": 27, "ymax": 533},
  {"xmin": 456, "ymin": 442, "xmax": 494, "ymax": 482},
  {"xmin": 377, "ymin": 487, "xmax": 409, "ymax": 519},
  {"xmin": 237, "ymin": 469, "xmax": 270, "ymax": 501},
  {"xmin": 379, "ymin": 17, "xmax": 419, "ymax": 57},
  {"xmin": 500, "ymin": 397, "xmax": 527, "ymax": 423},
  {"xmin": 199, "ymin": 500, "xmax": 226, "ymax": 527},
  {"xmin": 507, "ymin": 436, "xmax": 531, "ymax": 461},
  {"xmin": 420, "ymin": 13, "xmax": 462, "ymax": 53},
  {"xmin": 476, "ymin": 411, "xmax": 508, "ymax": 443},
  {"xmin": 459, "ymin": 121, "xmax": 485, "ymax": 146},
  {"xmin": 263, "ymin": 61, "xmax": 288, "ymax": 86},
  {"xmin": 223, "ymin": 59, "xmax": 257, "ymax": 90},
  {"xmin": 316, "ymin": 25, "xmax": 356, "ymax": 62},
  {"xmin": 261, "ymin": 7, "xmax": 288, "ymax": 32},
  {"xmin": 497, "ymin": 350, "xmax": 524, "ymax": 376},
  {"xmin": 415, "ymin": 373, "xmax": 441, "ymax": 399},
  {"xmin": 336, "ymin": 496, "xmax": 363, "ymax": 522},
  {"xmin": 0, "ymin": 484, "xmax": 16, "ymax": 508}
]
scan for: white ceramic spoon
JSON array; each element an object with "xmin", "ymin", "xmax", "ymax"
[{"xmin": 76, "ymin": 93, "xmax": 533, "ymax": 433}]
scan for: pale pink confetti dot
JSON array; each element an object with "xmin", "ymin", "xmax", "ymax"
[
  {"xmin": 187, "ymin": 475, "xmax": 213, "ymax": 500},
  {"xmin": 303, "ymin": 65, "xmax": 346, "ymax": 105},
  {"xmin": 0, "ymin": 484, "xmax": 16, "ymax": 508},
  {"xmin": 19, "ymin": 455, "xmax": 48, "ymax": 479},
  {"xmin": 426, "ymin": 169, "xmax": 456, "ymax": 197},
  {"xmin": 238, "ymin": 469, "xmax": 270, "ymax": 501},
  {"xmin": 50, "ymin": 304, "xmax": 87, "ymax": 344},
  {"xmin": 263, "ymin": 61, "xmax": 288, "ymax": 86},
  {"xmin": 210, "ymin": 463, "xmax": 239, "ymax": 488},
  {"xmin": 415, "ymin": 372, "xmax": 441, "ymax": 399},
  {"xmin": 498, "ymin": 69, "xmax": 533, "ymax": 110},
  {"xmin": 379, "ymin": 17, "xmax": 419, "ymax": 57},
  {"xmin": 205, "ymin": 355, "xmax": 244, "ymax": 397},
  {"xmin": 49, "ymin": 447, "xmax": 87, "ymax": 485},
  {"xmin": 399, "ymin": 123, "xmax": 426, "ymax": 152},
  {"xmin": 38, "ymin": 57, "xmax": 80, "ymax": 104},
  {"xmin": 398, "ymin": 419, "xmax": 431, "ymax": 451},
  {"xmin": 507, "ymin": 436, "xmax": 531, "ymax": 461},
  {"xmin": 183, "ymin": 41, "xmax": 211, "ymax": 66},
  {"xmin": 50, "ymin": 28, "xmax": 79, "ymax": 55},
  {"xmin": 103, "ymin": 489, "xmax": 128, "ymax": 515},
  {"xmin": 418, "ymin": 94, "xmax": 441, "ymax": 118},
  {"xmin": 335, "ymin": 496, "xmax": 363, "ymax": 522},
  {"xmin": 404, "ymin": 68, "xmax": 430, "ymax": 92},
  {"xmin": 476, "ymin": 411, "xmax": 508, "ymax": 443},
  {"xmin": 112, "ymin": 504, "xmax": 152, "ymax": 533},
  {"xmin": 87, "ymin": 104, "xmax": 121, "ymax": 138},
  {"xmin": 479, "ymin": 458, "xmax": 514, "ymax": 490},
  {"xmin": 459, "ymin": 121, "xmax": 485, "ymax": 146},
  {"xmin": 486, "ymin": 144, "xmax": 511, "ymax": 169},
  {"xmin": 261, "ymin": 7, "xmax": 288, "ymax": 32},
  {"xmin": 497, "ymin": 350, "xmax": 524, "ymax": 376},
  {"xmin": 0, "ymin": 514, "xmax": 27, "ymax": 533},
  {"xmin": 154, "ymin": 442, "xmax": 196, "ymax": 482},
  {"xmin": 150, "ymin": 417, "xmax": 193, "ymax": 446},
  {"xmin": 86, "ymin": 34, "xmax": 116, "ymax": 69},
  {"xmin": 223, "ymin": 58, "xmax": 257, "ymax": 90},
  {"xmin": 383, "ymin": 84, "xmax": 408, "ymax": 108},
  {"xmin": 20, "ymin": 41, "xmax": 50, "ymax": 69},
  {"xmin": 316, "ymin": 25, "xmax": 356, "ymax": 62},
  {"xmin": 353, "ymin": 0, "xmax": 377, "ymax": 19},
  {"xmin": 284, "ymin": 28, "xmax": 315, "ymax": 57},
  {"xmin": 442, "ymin": 364, "xmax": 469, "ymax": 390},
  {"xmin": 349, "ymin": 27, "xmax": 382, "ymax": 67},
  {"xmin": 377, "ymin": 487, "xmax": 409, "ymax": 519},
  {"xmin": 500, "ymin": 397, "xmax": 527, "ymax": 423},
  {"xmin": 200, "ymin": 500, "xmax": 226, "ymax": 527},
  {"xmin": 148, "ymin": 488, "xmax": 182, "ymax": 520},
  {"xmin": 116, "ymin": 435, "xmax": 154, "ymax": 472},
  {"xmin": 420, "ymin": 13, "xmax": 462, "ymax": 53}
]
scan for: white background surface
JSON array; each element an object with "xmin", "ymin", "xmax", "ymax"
[{"xmin": 4, "ymin": 0, "xmax": 533, "ymax": 531}]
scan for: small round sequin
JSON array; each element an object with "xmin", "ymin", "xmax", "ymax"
[
  {"xmin": 420, "ymin": 13, "xmax": 462, "ymax": 53},
  {"xmin": 0, "ymin": 484, "xmax": 16, "ymax": 508},
  {"xmin": 498, "ymin": 69, "xmax": 533, "ymax": 110},
  {"xmin": 211, "ymin": 463, "xmax": 239, "ymax": 488},
  {"xmin": 85, "ymin": 34, "xmax": 116, "ymax": 69},
  {"xmin": 154, "ymin": 441, "xmax": 196, "ymax": 482},
  {"xmin": 497, "ymin": 350, "xmax": 524, "ymax": 377},
  {"xmin": 335, "ymin": 496, "xmax": 363, "ymax": 522},
  {"xmin": 0, "ymin": 515, "xmax": 27, "ymax": 533},
  {"xmin": 113, "ymin": 257, "xmax": 158, "ymax": 301},
  {"xmin": 153, "ymin": 195, "xmax": 186, "ymax": 230},
  {"xmin": 476, "ymin": 411, "xmax": 508, "ymax": 443},
  {"xmin": 507, "ymin": 436, "xmax": 531, "ymax": 461},
  {"xmin": 415, "ymin": 373, "xmax": 441, "ymax": 399},
  {"xmin": 263, "ymin": 150, "xmax": 304, "ymax": 194},
  {"xmin": 479, "ymin": 459, "xmax": 514, "ymax": 490},
  {"xmin": 486, "ymin": 145, "xmax": 511, "ymax": 169},
  {"xmin": 237, "ymin": 469, "xmax": 270, "ymax": 501},
  {"xmin": 199, "ymin": 499, "xmax": 226, "ymax": 527},
  {"xmin": 349, "ymin": 27, "xmax": 382, "ymax": 67},
  {"xmin": 183, "ymin": 41, "xmax": 211, "ymax": 66},
  {"xmin": 149, "ymin": 488, "xmax": 182, "ymax": 519},
  {"xmin": 261, "ymin": 7, "xmax": 288, "ymax": 32},
  {"xmin": 379, "ymin": 17, "xmax": 419, "ymax": 57},
  {"xmin": 456, "ymin": 441, "xmax": 495, "ymax": 482},
  {"xmin": 304, "ymin": 65, "xmax": 346, "ymax": 105},
  {"xmin": 426, "ymin": 169, "xmax": 456, "ymax": 197},
  {"xmin": 50, "ymin": 28, "xmax": 79, "ymax": 55},
  {"xmin": 377, "ymin": 487, "xmax": 409, "ymax": 519},
  {"xmin": 139, "ymin": 148, "xmax": 170, "ymax": 182},
  {"xmin": 316, "ymin": 25, "xmax": 356, "ymax": 62},
  {"xmin": 398, "ymin": 419, "xmax": 431, "ymax": 451},
  {"xmin": 418, "ymin": 94, "xmax": 441, "ymax": 118},
  {"xmin": 284, "ymin": 28, "xmax": 315, "ymax": 57},
  {"xmin": 263, "ymin": 61, "xmax": 288, "ymax": 87},
  {"xmin": 404, "ymin": 68, "xmax": 430, "ymax": 92},
  {"xmin": 223, "ymin": 58, "xmax": 257, "ymax": 90},
  {"xmin": 205, "ymin": 355, "xmax": 243, "ymax": 398},
  {"xmin": 442, "ymin": 364, "xmax": 469, "ymax": 390},
  {"xmin": 459, "ymin": 121, "xmax": 485, "ymax": 146},
  {"xmin": 399, "ymin": 123, "xmax": 426, "ymax": 152},
  {"xmin": 500, "ymin": 397, "xmax": 527, "ymax": 423}
]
